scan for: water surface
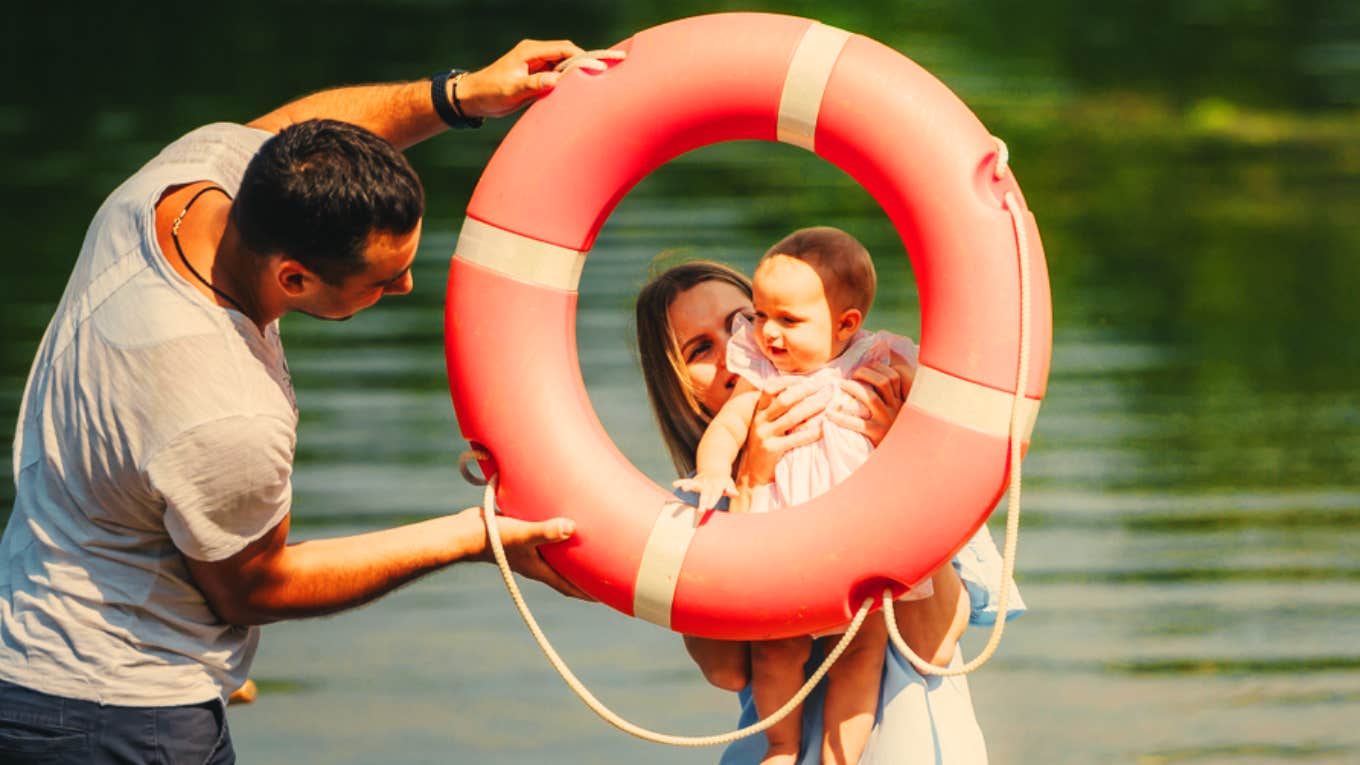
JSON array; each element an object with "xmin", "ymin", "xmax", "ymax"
[{"xmin": 2, "ymin": 3, "xmax": 1357, "ymax": 763}]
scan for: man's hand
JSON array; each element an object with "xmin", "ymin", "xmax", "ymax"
[
  {"xmin": 465, "ymin": 507, "xmax": 592, "ymax": 600},
  {"xmin": 458, "ymin": 39, "xmax": 622, "ymax": 118}
]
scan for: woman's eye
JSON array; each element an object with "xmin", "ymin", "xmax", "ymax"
[{"xmin": 687, "ymin": 341, "xmax": 712, "ymax": 363}]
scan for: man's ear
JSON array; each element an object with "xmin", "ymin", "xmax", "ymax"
[
  {"xmin": 275, "ymin": 258, "xmax": 315, "ymax": 297},
  {"xmin": 837, "ymin": 307, "xmax": 864, "ymax": 340}
]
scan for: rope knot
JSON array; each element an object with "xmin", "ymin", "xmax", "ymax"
[{"xmin": 458, "ymin": 446, "xmax": 495, "ymax": 486}]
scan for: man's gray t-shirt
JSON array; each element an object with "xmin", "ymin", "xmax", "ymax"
[{"xmin": 0, "ymin": 123, "xmax": 297, "ymax": 705}]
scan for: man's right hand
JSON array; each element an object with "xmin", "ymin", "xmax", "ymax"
[{"xmin": 463, "ymin": 507, "xmax": 593, "ymax": 600}]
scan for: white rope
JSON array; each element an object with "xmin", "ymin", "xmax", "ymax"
[
  {"xmin": 554, "ymin": 49, "xmax": 627, "ymax": 75},
  {"xmin": 476, "ymin": 474, "xmax": 876, "ymax": 747},
  {"xmin": 886, "ymin": 137, "xmax": 1030, "ymax": 675}
]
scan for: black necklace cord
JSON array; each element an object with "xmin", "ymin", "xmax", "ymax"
[{"xmin": 171, "ymin": 185, "xmax": 250, "ymax": 315}]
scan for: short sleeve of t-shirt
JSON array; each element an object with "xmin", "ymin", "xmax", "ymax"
[{"xmin": 145, "ymin": 414, "xmax": 295, "ymax": 561}]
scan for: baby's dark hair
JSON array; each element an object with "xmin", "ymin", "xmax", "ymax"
[{"xmin": 761, "ymin": 226, "xmax": 876, "ymax": 314}]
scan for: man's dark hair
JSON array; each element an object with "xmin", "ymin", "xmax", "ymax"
[{"xmin": 232, "ymin": 119, "xmax": 424, "ymax": 285}]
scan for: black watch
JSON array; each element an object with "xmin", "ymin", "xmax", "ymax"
[{"xmin": 431, "ymin": 69, "xmax": 484, "ymax": 129}]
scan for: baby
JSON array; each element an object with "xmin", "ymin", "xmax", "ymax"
[{"xmin": 675, "ymin": 226, "xmax": 923, "ymax": 765}]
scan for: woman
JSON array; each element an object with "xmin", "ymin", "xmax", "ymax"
[{"xmin": 634, "ymin": 261, "xmax": 1024, "ymax": 764}]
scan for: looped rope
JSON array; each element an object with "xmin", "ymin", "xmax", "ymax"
[
  {"xmin": 476, "ymin": 474, "xmax": 875, "ymax": 747},
  {"xmin": 993, "ymin": 136, "xmax": 1010, "ymax": 180},
  {"xmin": 457, "ymin": 447, "xmax": 493, "ymax": 486},
  {"xmin": 554, "ymin": 49, "xmax": 627, "ymax": 75},
  {"xmin": 886, "ymin": 142, "xmax": 1031, "ymax": 676}
]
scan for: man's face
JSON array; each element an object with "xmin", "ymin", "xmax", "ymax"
[{"xmin": 295, "ymin": 222, "xmax": 421, "ymax": 321}]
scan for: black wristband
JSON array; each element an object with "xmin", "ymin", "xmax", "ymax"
[{"xmin": 431, "ymin": 69, "xmax": 483, "ymax": 129}]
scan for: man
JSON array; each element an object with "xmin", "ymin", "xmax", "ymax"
[{"xmin": 0, "ymin": 39, "xmax": 600, "ymax": 763}]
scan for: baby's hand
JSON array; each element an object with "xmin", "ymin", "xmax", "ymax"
[{"xmin": 672, "ymin": 473, "xmax": 739, "ymax": 512}]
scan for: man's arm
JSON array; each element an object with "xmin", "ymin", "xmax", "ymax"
[
  {"xmin": 246, "ymin": 39, "xmax": 586, "ymax": 149},
  {"xmin": 185, "ymin": 508, "xmax": 583, "ymax": 626}
]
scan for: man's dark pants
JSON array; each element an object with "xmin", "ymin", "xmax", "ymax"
[{"xmin": 0, "ymin": 678, "xmax": 234, "ymax": 764}]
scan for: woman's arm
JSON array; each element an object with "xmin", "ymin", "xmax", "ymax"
[
  {"xmin": 890, "ymin": 565, "xmax": 971, "ymax": 666},
  {"xmin": 246, "ymin": 39, "xmax": 586, "ymax": 149}
]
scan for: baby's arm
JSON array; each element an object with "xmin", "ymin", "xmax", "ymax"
[{"xmin": 673, "ymin": 379, "xmax": 761, "ymax": 511}]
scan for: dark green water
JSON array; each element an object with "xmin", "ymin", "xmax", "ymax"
[{"xmin": 3, "ymin": 3, "xmax": 1357, "ymax": 763}]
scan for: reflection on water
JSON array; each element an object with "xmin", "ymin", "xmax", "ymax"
[{"xmin": 3, "ymin": 2, "xmax": 1358, "ymax": 763}]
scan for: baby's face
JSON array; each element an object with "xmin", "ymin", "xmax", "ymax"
[{"xmin": 751, "ymin": 255, "xmax": 841, "ymax": 374}]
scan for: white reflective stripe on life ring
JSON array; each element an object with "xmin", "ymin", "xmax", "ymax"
[
  {"xmin": 777, "ymin": 22, "xmax": 853, "ymax": 152},
  {"xmin": 632, "ymin": 500, "xmax": 702, "ymax": 628},
  {"xmin": 907, "ymin": 365, "xmax": 1042, "ymax": 442},
  {"xmin": 453, "ymin": 217, "xmax": 588, "ymax": 291}
]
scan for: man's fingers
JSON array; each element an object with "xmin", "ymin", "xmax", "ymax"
[
  {"xmin": 515, "ymin": 39, "xmax": 587, "ymax": 69},
  {"xmin": 496, "ymin": 516, "xmax": 576, "ymax": 547},
  {"xmin": 491, "ymin": 515, "xmax": 594, "ymax": 601},
  {"xmin": 524, "ymin": 70, "xmax": 564, "ymax": 92},
  {"xmin": 554, "ymin": 49, "xmax": 627, "ymax": 74},
  {"xmin": 508, "ymin": 550, "xmax": 593, "ymax": 600}
]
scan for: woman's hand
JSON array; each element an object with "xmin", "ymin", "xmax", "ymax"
[
  {"xmin": 827, "ymin": 359, "xmax": 915, "ymax": 447},
  {"xmin": 738, "ymin": 377, "xmax": 831, "ymax": 487}
]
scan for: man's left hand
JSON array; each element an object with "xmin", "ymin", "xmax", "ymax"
[{"xmin": 459, "ymin": 39, "xmax": 618, "ymax": 118}]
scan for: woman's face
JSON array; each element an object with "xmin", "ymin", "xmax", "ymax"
[{"xmin": 667, "ymin": 280, "xmax": 754, "ymax": 415}]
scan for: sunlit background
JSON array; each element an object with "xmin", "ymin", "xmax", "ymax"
[{"xmin": 3, "ymin": 2, "xmax": 1358, "ymax": 763}]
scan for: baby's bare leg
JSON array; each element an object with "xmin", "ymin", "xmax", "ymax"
[
  {"xmin": 751, "ymin": 636, "xmax": 813, "ymax": 765},
  {"xmin": 820, "ymin": 619, "xmax": 887, "ymax": 765},
  {"xmin": 683, "ymin": 635, "xmax": 750, "ymax": 691}
]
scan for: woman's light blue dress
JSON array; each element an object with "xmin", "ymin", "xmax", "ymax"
[{"xmin": 716, "ymin": 524, "xmax": 1025, "ymax": 765}]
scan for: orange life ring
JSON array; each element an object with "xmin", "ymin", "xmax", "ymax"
[{"xmin": 445, "ymin": 12, "xmax": 1052, "ymax": 640}]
